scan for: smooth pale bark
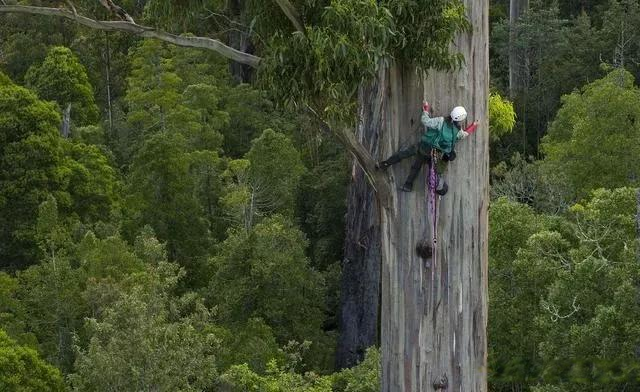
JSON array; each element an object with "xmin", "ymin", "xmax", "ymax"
[
  {"xmin": 61, "ymin": 103, "xmax": 72, "ymax": 138},
  {"xmin": 379, "ymin": 0, "xmax": 489, "ymax": 390},
  {"xmin": 509, "ymin": 0, "xmax": 529, "ymax": 97}
]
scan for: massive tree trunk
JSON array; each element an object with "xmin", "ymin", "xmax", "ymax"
[
  {"xmin": 509, "ymin": 0, "xmax": 529, "ymax": 97},
  {"xmin": 379, "ymin": 1, "xmax": 489, "ymax": 390},
  {"xmin": 337, "ymin": 77, "xmax": 385, "ymax": 369}
]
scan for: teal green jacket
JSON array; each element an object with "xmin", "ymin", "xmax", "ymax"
[{"xmin": 419, "ymin": 112, "xmax": 460, "ymax": 154}]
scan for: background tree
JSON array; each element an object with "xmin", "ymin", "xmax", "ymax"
[
  {"xmin": 0, "ymin": 329, "xmax": 65, "ymax": 392},
  {"xmin": 25, "ymin": 46, "xmax": 99, "ymax": 134},
  {"xmin": 70, "ymin": 261, "xmax": 219, "ymax": 391},
  {"xmin": 0, "ymin": 72, "xmax": 119, "ymax": 269},
  {"xmin": 541, "ymin": 69, "xmax": 640, "ymax": 200},
  {"xmin": 208, "ymin": 214, "xmax": 330, "ymax": 369},
  {"xmin": 124, "ymin": 131, "xmax": 212, "ymax": 284},
  {"xmin": 489, "ymin": 187, "xmax": 640, "ymax": 391},
  {"xmin": 0, "ymin": 73, "xmax": 66, "ymax": 267},
  {"xmin": 246, "ymin": 129, "xmax": 306, "ymax": 216}
]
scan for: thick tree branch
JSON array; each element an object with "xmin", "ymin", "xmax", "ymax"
[
  {"xmin": 274, "ymin": 0, "xmax": 304, "ymax": 33},
  {"xmin": 305, "ymin": 105, "xmax": 392, "ymax": 205},
  {"xmin": 0, "ymin": 5, "xmax": 261, "ymax": 68}
]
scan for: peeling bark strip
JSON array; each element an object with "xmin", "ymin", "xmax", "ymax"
[
  {"xmin": 0, "ymin": 5, "xmax": 261, "ymax": 68},
  {"xmin": 379, "ymin": 0, "xmax": 489, "ymax": 390}
]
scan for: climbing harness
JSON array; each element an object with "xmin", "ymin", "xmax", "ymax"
[{"xmin": 428, "ymin": 148, "xmax": 440, "ymax": 283}]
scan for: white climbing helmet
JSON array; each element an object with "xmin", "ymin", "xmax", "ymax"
[{"xmin": 451, "ymin": 106, "xmax": 467, "ymax": 122}]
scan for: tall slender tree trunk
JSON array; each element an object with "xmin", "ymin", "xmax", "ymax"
[
  {"xmin": 228, "ymin": 0, "xmax": 254, "ymax": 83},
  {"xmin": 636, "ymin": 188, "xmax": 640, "ymax": 262},
  {"xmin": 379, "ymin": 0, "xmax": 489, "ymax": 390},
  {"xmin": 337, "ymin": 75, "xmax": 385, "ymax": 369},
  {"xmin": 104, "ymin": 31, "xmax": 114, "ymax": 136},
  {"xmin": 60, "ymin": 103, "xmax": 72, "ymax": 138},
  {"xmin": 509, "ymin": 0, "xmax": 529, "ymax": 97}
]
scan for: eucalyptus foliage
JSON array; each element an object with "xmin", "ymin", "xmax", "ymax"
[
  {"xmin": 258, "ymin": 0, "xmax": 469, "ymax": 121},
  {"xmin": 25, "ymin": 46, "xmax": 99, "ymax": 126},
  {"xmin": 542, "ymin": 69, "xmax": 640, "ymax": 200},
  {"xmin": 488, "ymin": 92, "xmax": 516, "ymax": 140},
  {"xmin": 0, "ymin": 329, "xmax": 65, "ymax": 392}
]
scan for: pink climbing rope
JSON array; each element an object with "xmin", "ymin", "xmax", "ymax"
[{"xmin": 428, "ymin": 149, "xmax": 439, "ymax": 283}]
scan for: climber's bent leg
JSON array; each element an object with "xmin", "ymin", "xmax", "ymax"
[
  {"xmin": 400, "ymin": 152, "xmax": 429, "ymax": 192},
  {"xmin": 377, "ymin": 144, "xmax": 419, "ymax": 169}
]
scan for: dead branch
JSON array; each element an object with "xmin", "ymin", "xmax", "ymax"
[
  {"xmin": 274, "ymin": 0, "xmax": 304, "ymax": 33},
  {"xmin": 542, "ymin": 296, "xmax": 580, "ymax": 322},
  {"xmin": 0, "ymin": 5, "xmax": 261, "ymax": 68},
  {"xmin": 96, "ymin": 0, "xmax": 133, "ymax": 23}
]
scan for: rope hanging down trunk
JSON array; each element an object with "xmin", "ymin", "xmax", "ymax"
[{"xmin": 428, "ymin": 149, "xmax": 439, "ymax": 283}]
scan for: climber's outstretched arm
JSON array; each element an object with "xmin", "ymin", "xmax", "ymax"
[
  {"xmin": 457, "ymin": 120, "xmax": 479, "ymax": 139},
  {"xmin": 421, "ymin": 101, "xmax": 444, "ymax": 130}
]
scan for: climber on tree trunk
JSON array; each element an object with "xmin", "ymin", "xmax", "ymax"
[{"xmin": 377, "ymin": 101, "xmax": 479, "ymax": 193}]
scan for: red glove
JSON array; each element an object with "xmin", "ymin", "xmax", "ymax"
[
  {"xmin": 464, "ymin": 120, "xmax": 479, "ymax": 134},
  {"xmin": 422, "ymin": 101, "xmax": 431, "ymax": 113}
]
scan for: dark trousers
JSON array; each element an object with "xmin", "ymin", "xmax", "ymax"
[{"xmin": 385, "ymin": 144, "xmax": 433, "ymax": 187}]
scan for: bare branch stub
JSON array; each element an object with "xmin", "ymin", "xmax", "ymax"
[
  {"xmin": 303, "ymin": 104, "xmax": 393, "ymax": 205},
  {"xmin": 274, "ymin": 0, "xmax": 304, "ymax": 33},
  {"xmin": 97, "ymin": 0, "xmax": 134, "ymax": 23},
  {"xmin": 65, "ymin": 0, "xmax": 77, "ymax": 16},
  {"xmin": 416, "ymin": 239, "xmax": 433, "ymax": 260},
  {"xmin": 542, "ymin": 296, "xmax": 580, "ymax": 322},
  {"xmin": 433, "ymin": 374, "xmax": 448, "ymax": 390}
]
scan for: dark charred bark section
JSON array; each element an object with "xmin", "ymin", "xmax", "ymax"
[
  {"xmin": 336, "ymin": 75, "xmax": 386, "ymax": 369},
  {"xmin": 228, "ymin": 0, "xmax": 254, "ymax": 83}
]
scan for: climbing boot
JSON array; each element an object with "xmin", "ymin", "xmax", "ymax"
[
  {"xmin": 376, "ymin": 160, "xmax": 391, "ymax": 170},
  {"xmin": 435, "ymin": 179, "xmax": 448, "ymax": 196},
  {"xmin": 442, "ymin": 150, "xmax": 456, "ymax": 162},
  {"xmin": 400, "ymin": 182, "xmax": 413, "ymax": 192}
]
